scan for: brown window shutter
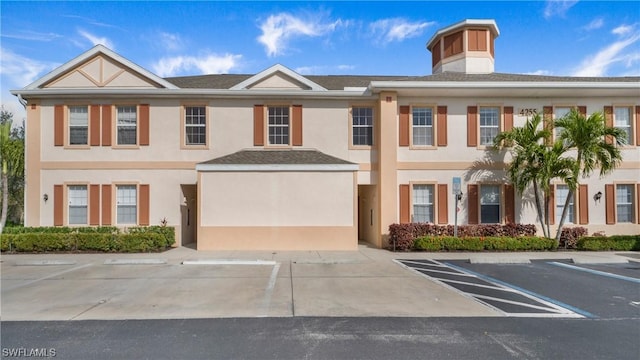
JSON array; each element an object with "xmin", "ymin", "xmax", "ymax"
[
  {"xmin": 504, "ymin": 106, "xmax": 514, "ymax": 132},
  {"xmin": 139, "ymin": 184, "xmax": 150, "ymax": 226},
  {"xmin": 605, "ymin": 184, "xmax": 615, "ymax": 224},
  {"xmin": 543, "ymin": 106, "xmax": 553, "ymax": 145},
  {"xmin": 89, "ymin": 184, "xmax": 100, "ymax": 226},
  {"xmin": 635, "ymin": 106, "xmax": 640, "ymax": 147},
  {"xmin": 578, "ymin": 184, "xmax": 589, "ymax": 225},
  {"xmin": 437, "ymin": 184, "xmax": 448, "ymax": 224},
  {"xmin": 504, "ymin": 184, "xmax": 515, "ymax": 224},
  {"xmin": 253, "ymin": 105, "xmax": 264, "ymax": 146},
  {"xmin": 437, "ymin": 106, "xmax": 447, "ymax": 147},
  {"xmin": 577, "ymin": 106, "xmax": 587, "ymax": 117},
  {"xmin": 399, "ymin": 106, "xmax": 410, "ymax": 147},
  {"xmin": 53, "ymin": 185, "xmax": 63, "ymax": 226},
  {"xmin": 101, "ymin": 105, "xmax": 112, "ymax": 146},
  {"xmin": 637, "ymin": 184, "xmax": 640, "ymax": 224},
  {"xmin": 139, "ymin": 104, "xmax": 150, "ymax": 146},
  {"xmin": 548, "ymin": 186, "xmax": 555, "ymax": 225},
  {"xmin": 292, "ymin": 105, "xmax": 303, "ymax": 146},
  {"xmin": 54, "ymin": 105, "xmax": 64, "ymax": 146},
  {"xmin": 90, "ymin": 105, "xmax": 101, "ymax": 146},
  {"xmin": 467, "ymin": 184, "xmax": 479, "ymax": 224},
  {"xmin": 101, "ymin": 185, "xmax": 112, "ymax": 225},
  {"xmin": 399, "ymin": 184, "xmax": 410, "ymax": 224},
  {"xmin": 604, "ymin": 106, "xmax": 614, "ymax": 144},
  {"xmin": 467, "ymin": 106, "xmax": 478, "ymax": 147}
]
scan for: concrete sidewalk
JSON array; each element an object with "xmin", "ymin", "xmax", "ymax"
[{"xmin": 1, "ymin": 245, "xmax": 637, "ymax": 321}]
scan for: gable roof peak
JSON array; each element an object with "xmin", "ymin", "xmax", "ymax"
[{"xmin": 230, "ymin": 63, "xmax": 327, "ymax": 91}]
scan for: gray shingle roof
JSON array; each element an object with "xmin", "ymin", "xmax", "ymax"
[
  {"xmin": 200, "ymin": 149, "xmax": 355, "ymax": 165},
  {"xmin": 164, "ymin": 72, "xmax": 639, "ymax": 90}
]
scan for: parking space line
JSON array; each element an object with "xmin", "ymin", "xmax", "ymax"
[
  {"xmin": 548, "ymin": 261, "xmax": 640, "ymax": 284},
  {"xmin": 400, "ymin": 260, "xmax": 448, "ymax": 268},
  {"xmin": 2, "ymin": 263, "xmax": 93, "ymax": 292}
]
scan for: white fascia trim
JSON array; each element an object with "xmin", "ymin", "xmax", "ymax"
[
  {"xmin": 24, "ymin": 45, "xmax": 178, "ymax": 90},
  {"xmin": 426, "ymin": 19, "xmax": 499, "ymax": 49},
  {"xmin": 196, "ymin": 164, "xmax": 360, "ymax": 172},
  {"xmin": 230, "ymin": 64, "xmax": 327, "ymax": 91},
  {"xmin": 369, "ymin": 81, "xmax": 640, "ymax": 91}
]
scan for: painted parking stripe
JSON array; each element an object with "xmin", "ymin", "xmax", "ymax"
[
  {"xmin": 443, "ymin": 262, "xmax": 596, "ymax": 319},
  {"xmin": 548, "ymin": 261, "xmax": 640, "ymax": 284}
]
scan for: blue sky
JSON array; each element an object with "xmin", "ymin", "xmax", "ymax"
[{"xmin": 1, "ymin": 1, "xmax": 639, "ymax": 120}]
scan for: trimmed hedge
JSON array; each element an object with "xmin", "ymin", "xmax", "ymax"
[
  {"xmin": 389, "ymin": 223, "xmax": 537, "ymax": 251},
  {"xmin": 413, "ymin": 236, "xmax": 557, "ymax": 252},
  {"xmin": 576, "ymin": 235, "xmax": 640, "ymax": 251},
  {"xmin": 1, "ymin": 226, "xmax": 175, "ymax": 253}
]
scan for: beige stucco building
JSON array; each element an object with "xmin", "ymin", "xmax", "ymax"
[{"xmin": 12, "ymin": 19, "xmax": 640, "ymax": 250}]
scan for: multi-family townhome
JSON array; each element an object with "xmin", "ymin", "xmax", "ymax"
[{"xmin": 12, "ymin": 19, "xmax": 640, "ymax": 250}]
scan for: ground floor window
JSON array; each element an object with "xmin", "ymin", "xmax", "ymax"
[
  {"xmin": 480, "ymin": 185, "xmax": 500, "ymax": 223},
  {"xmin": 556, "ymin": 185, "xmax": 574, "ymax": 224},
  {"xmin": 617, "ymin": 184, "xmax": 635, "ymax": 223},
  {"xmin": 117, "ymin": 185, "xmax": 137, "ymax": 224},
  {"xmin": 68, "ymin": 185, "xmax": 87, "ymax": 225},
  {"xmin": 412, "ymin": 184, "xmax": 434, "ymax": 223}
]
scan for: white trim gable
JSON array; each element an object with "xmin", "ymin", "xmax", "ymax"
[
  {"xmin": 230, "ymin": 64, "xmax": 327, "ymax": 91},
  {"xmin": 24, "ymin": 44, "xmax": 178, "ymax": 90}
]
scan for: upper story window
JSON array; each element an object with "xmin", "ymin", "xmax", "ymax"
[
  {"xmin": 352, "ymin": 106, "xmax": 373, "ymax": 146},
  {"xmin": 116, "ymin": 185, "xmax": 137, "ymax": 224},
  {"xmin": 556, "ymin": 184, "xmax": 574, "ymax": 224},
  {"xmin": 268, "ymin": 106, "xmax": 290, "ymax": 145},
  {"xmin": 412, "ymin": 184, "xmax": 434, "ymax": 223},
  {"xmin": 117, "ymin": 106, "xmax": 137, "ymax": 145},
  {"xmin": 614, "ymin": 107, "xmax": 632, "ymax": 145},
  {"xmin": 68, "ymin": 185, "xmax": 87, "ymax": 225},
  {"xmin": 554, "ymin": 106, "xmax": 571, "ymax": 141},
  {"xmin": 480, "ymin": 184, "xmax": 501, "ymax": 223},
  {"xmin": 479, "ymin": 107, "xmax": 500, "ymax": 146},
  {"xmin": 185, "ymin": 106, "xmax": 207, "ymax": 146},
  {"xmin": 68, "ymin": 106, "xmax": 88, "ymax": 145},
  {"xmin": 412, "ymin": 107, "xmax": 434, "ymax": 146}
]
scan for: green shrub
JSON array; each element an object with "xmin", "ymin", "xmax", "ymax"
[
  {"xmin": 576, "ymin": 235, "xmax": 640, "ymax": 251},
  {"xmin": 75, "ymin": 233, "xmax": 116, "ymax": 252},
  {"xmin": 413, "ymin": 236, "xmax": 557, "ymax": 252},
  {"xmin": 128, "ymin": 226, "xmax": 175, "ymax": 247}
]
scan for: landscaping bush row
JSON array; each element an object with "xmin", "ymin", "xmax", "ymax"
[
  {"xmin": 389, "ymin": 223, "xmax": 537, "ymax": 251},
  {"xmin": 0, "ymin": 226, "xmax": 175, "ymax": 253},
  {"xmin": 3, "ymin": 226, "xmax": 119, "ymax": 234},
  {"xmin": 413, "ymin": 236, "xmax": 557, "ymax": 252},
  {"xmin": 576, "ymin": 235, "xmax": 640, "ymax": 251}
]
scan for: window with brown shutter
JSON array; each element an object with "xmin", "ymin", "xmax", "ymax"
[
  {"xmin": 504, "ymin": 106, "xmax": 514, "ymax": 132},
  {"xmin": 53, "ymin": 185, "xmax": 63, "ymax": 226},
  {"xmin": 437, "ymin": 106, "xmax": 447, "ymax": 147},
  {"xmin": 101, "ymin": 185, "xmax": 112, "ymax": 225},
  {"xmin": 548, "ymin": 186, "xmax": 555, "ymax": 225},
  {"xmin": 467, "ymin": 106, "xmax": 478, "ymax": 147},
  {"xmin": 467, "ymin": 184, "xmax": 479, "ymax": 224},
  {"xmin": 90, "ymin": 105, "xmax": 101, "ymax": 146},
  {"xmin": 399, "ymin": 106, "xmax": 410, "ymax": 147},
  {"xmin": 578, "ymin": 106, "xmax": 586, "ymax": 117},
  {"xmin": 101, "ymin": 105, "xmax": 112, "ymax": 146},
  {"xmin": 54, "ymin": 105, "xmax": 64, "ymax": 146},
  {"xmin": 437, "ymin": 184, "xmax": 448, "ymax": 224},
  {"xmin": 543, "ymin": 106, "xmax": 553, "ymax": 145},
  {"xmin": 254, "ymin": 105, "xmax": 264, "ymax": 146},
  {"xmin": 139, "ymin": 184, "xmax": 150, "ymax": 226},
  {"xmin": 139, "ymin": 104, "xmax": 150, "ymax": 146},
  {"xmin": 578, "ymin": 184, "xmax": 589, "ymax": 225},
  {"xmin": 444, "ymin": 31, "xmax": 463, "ymax": 57},
  {"xmin": 605, "ymin": 184, "xmax": 615, "ymax": 224},
  {"xmin": 89, "ymin": 184, "xmax": 100, "ymax": 225},
  {"xmin": 292, "ymin": 105, "xmax": 303, "ymax": 146},
  {"xmin": 636, "ymin": 106, "xmax": 640, "ymax": 147},
  {"xmin": 504, "ymin": 184, "xmax": 515, "ymax": 224},
  {"xmin": 399, "ymin": 184, "xmax": 410, "ymax": 224},
  {"xmin": 604, "ymin": 106, "xmax": 614, "ymax": 145}
]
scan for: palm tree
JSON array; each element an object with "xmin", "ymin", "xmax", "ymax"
[
  {"xmin": 553, "ymin": 108, "xmax": 625, "ymax": 242},
  {"xmin": 494, "ymin": 113, "xmax": 575, "ymax": 238},
  {"xmin": 0, "ymin": 117, "xmax": 24, "ymax": 234}
]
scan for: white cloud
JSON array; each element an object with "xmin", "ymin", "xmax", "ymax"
[
  {"xmin": 544, "ymin": 0, "xmax": 579, "ymax": 19},
  {"xmin": 572, "ymin": 24, "xmax": 640, "ymax": 76},
  {"xmin": 2, "ymin": 30, "xmax": 63, "ymax": 42},
  {"xmin": 369, "ymin": 18, "xmax": 435, "ymax": 44},
  {"xmin": 525, "ymin": 70, "xmax": 553, "ymax": 76},
  {"xmin": 78, "ymin": 29, "xmax": 115, "ymax": 49},
  {"xmin": 0, "ymin": 47, "xmax": 56, "ymax": 87},
  {"xmin": 583, "ymin": 18, "xmax": 604, "ymax": 31},
  {"xmin": 152, "ymin": 53, "xmax": 242, "ymax": 77},
  {"xmin": 294, "ymin": 64, "xmax": 355, "ymax": 75},
  {"xmin": 257, "ymin": 12, "xmax": 343, "ymax": 57},
  {"xmin": 159, "ymin": 32, "xmax": 184, "ymax": 52}
]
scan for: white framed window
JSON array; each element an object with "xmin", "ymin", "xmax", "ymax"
[
  {"xmin": 117, "ymin": 106, "xmax": 137, "ymax": 145},
  {"xmin": 614, "ymin": 107, "xmax": 632, "ymax": 145},
  {"xmin": 352, "ymin": 106, "xmax": 373, "ymax": 146},
  {"xmin": 480, "ymin": 185, "xmax": 501, "ymax": 223},
  {"xmin": 69, "ymin": 106, "xmax": 88, "ymax": 145},
  {"xmin": 479, "ymin": 107, "xmax": 499, "ymax": 146},
  {"xmin": 412, "ymin": 184, "xmax": 434, "ymax": 223},
  {"xmin": 116, "ymin": 185, "xmax": 137, "ymax": 224},
  {"xmin": 68, "ymin": 185, "xmax": 87, "ymax": 225},
  {"xmin": 554, "ymin": 106, "xmax": 571, "ymax": 141},
  {"xmin": 616, "ymin": 184, "xmax": 635, "ymax": 223},
  {"xmin": 556, "ymin": 185, "xmax": 574, "ymax": 224},
  {"xmin": 185, "ymin": 106, "xmax": 207, "ymax": 145},
  {"xmin": 412, "ymin": 107, "xmax": 433, "ymax": 146},
  {"xmin": 268, "ymin": 106, "xmax": 290, "ymax": 145}
]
